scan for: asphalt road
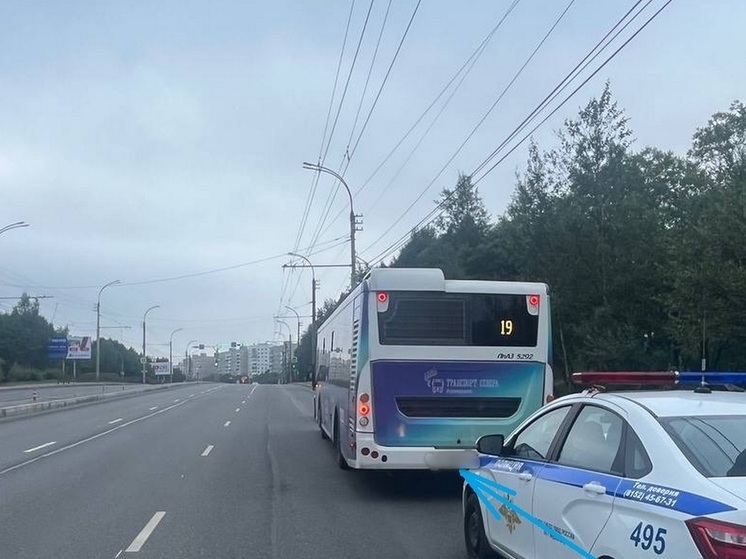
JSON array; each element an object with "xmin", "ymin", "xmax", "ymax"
[{"xmin": 0, "ymin": 383, "xmax": 466, "ymax": 559}]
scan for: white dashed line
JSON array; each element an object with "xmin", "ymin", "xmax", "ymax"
[
  {"xmin": 108, "ymin": 418, "xmax": 124, "ymax": 425},
  {"xmin": 201, "ymin": 445, "xmax": 214, "ymax": 457},
  {"xmin": 149, "ymin": 406, "xmax": 158, "ymax": 411},
  {"xmin": 224, "ymin": 421, "xmax": 231, "ymax": 427},
  {"xmin": 235, "ymin": 408, "xmax": 240, "ymax": 413},
  {"xmin": 242, "ymin": 400, "xmax": 246, "ymax": 404},
  {"xmin": 24, "ymin": 441, "xmax": 56, "ymax": 453},
  {"xmin": 125, "ymin": 511, "xmax": 166, "ymax": 553},
  {"xmin": 115, "ymin": 549, "xmax": 123, "ymax": 558},
  {"xmin": 189, "ymin": 394, "xmax": 195, "ymax": 397},
  {"xmin": 173, "ymin": 399, "xmax": 180, "ymax": 403}
]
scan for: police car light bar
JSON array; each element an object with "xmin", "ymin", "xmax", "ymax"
[{"xmin": 572, "ymin": 371, "xmax": 746, "ymax": 387}]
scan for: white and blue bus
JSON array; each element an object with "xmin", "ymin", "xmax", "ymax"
[{"xmin": 314, "ymin": 268, "xmax": 554, "ymax": 470}]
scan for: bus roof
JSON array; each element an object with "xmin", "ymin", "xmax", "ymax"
[{"xmin": 365, "ymin": 268, "xmax": 548, "ymax": 294}]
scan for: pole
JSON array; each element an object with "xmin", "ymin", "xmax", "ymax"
[
  {"xmin": 141, "ymin": 305, "xmax": 160, "ymax": 384},
  {"xmin": 96, "ymin": 279, "xmax": 121, "ymax": 381},
  {"xmin": 287, "ymin": 252, "xmax": 318, "ymax": 387},
  {"xmin": 302, "ymin": 162, "xmax": 357, "ymax": 290},
  {"xmin": 169, "ymin": 328, "xmax": 184, "ymax": 384}
]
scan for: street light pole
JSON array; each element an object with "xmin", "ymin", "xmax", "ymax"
[
  {"xmin": 141, "ymin": 305, "xmax": 160, "ymax": 384},
  {"xmin": 285, "ymin": 306, "xmax": 301, "ymax": 350},
  {"xmin": 185, "ymin": 339, "xmax": 199, "ymax": 381},
  {"xmin": 169, "ymin": 328, "xmax": 185, "ymax": 383},
  {"xmin": 276, "ymin": 319, "xmax": 292, "ymax": 383},
  {"xmin": 96, "ymin": 280, "xmax": 121, "ymax": 381},
  {"xmin": 288, "ymin": 252, "xmax": 318, "ymax": 387},
  {"xmin": 302, "ymin": 162, "xmax": 360, "ymax": 290}
]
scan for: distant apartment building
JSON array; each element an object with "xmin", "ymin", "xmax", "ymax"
[
  {"xmin": 215, "ymin": 345, "xmax": 249, "ymax": 376},
  {"xmin": 183, "ymin": 353, "xmax": 217, "ymax": 380}
]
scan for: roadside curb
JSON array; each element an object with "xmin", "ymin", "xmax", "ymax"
[{"xmin": 0, "ymin": 383, "xmax": 196, "ymax": 421}]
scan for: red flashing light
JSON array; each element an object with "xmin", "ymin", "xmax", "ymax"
[
  {"xmin": 687, "ymin": 517, "xmax": 746, "ymax": 559},
  {"xmin": 528, "ymin": 295, "xmax": 540, "ymax": 307},
  {"xmin": 572, "ymin": 371, "xmax": 676, "ymax": 386},
  {"xmin": 377, "ymin": 292, "xmax": 388, "ymax": 303},
  {"xmin": 359, "ymin": 403, "xmax": 370, "ymax": 416}
]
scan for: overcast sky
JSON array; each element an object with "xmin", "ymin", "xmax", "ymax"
[{"xmin": 1, "ymin": 0, "xmax": 744, "ymax": 358}]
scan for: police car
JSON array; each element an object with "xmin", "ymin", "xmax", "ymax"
[{"xmin": 462, "ymin": 371, "xmax": 746, "ymax": 559}]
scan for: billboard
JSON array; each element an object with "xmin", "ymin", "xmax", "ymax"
[
  {"xmin": 47, "ymin": 338, "xmax": 68, "ymax": 359},
  {"xmin": 67, "ymin": 336, "xmax": 92, "ymax": 360},
  {"xmin": 152, "ymin": 361, "xmax": 170, "ymax": 376}
]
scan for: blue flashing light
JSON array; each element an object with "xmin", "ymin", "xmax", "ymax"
[{"xmin": 677, "ymin": 372, "xmax": 746, "ymax": 385}]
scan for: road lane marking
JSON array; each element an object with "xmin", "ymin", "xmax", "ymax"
[
  {"xmin": 0, "ymin": 385, "xmax": 226, "ymax": 478},
  {"xmin": 115, "ymin": 549, "xmax": 123, "ymax": 558},
  {"xmin": 235, "ymin": 408, "xmax": 240, "ymax": 413},
  {"xmin": 201, "ymin": 445, "xmax": 214, "ymax": 457},
  {"xmin": 189, "ymin": 394, "xmax": 195, "ymax": 397},
  {"xmin": 242, "ymin": 400, "xmax": 246, "ymax": 404},
  {"xmin": 125, "ymin": 511, "xmax": 166, "ymax": 553},
  {"xmin": 108, "ymin": 418, "xmax": 124, "ymax": 425},
  {"xmin": 224, "ymin": 421, "xmax": 231, "ymax": 427},
  {"xmin": 173, "ymin": 399, "xmax": 180, "ymax": 403},
  {"xmin": 250, "ymin": 385, "xmax": 257, "ymax": 396},
  {"xmin": 24, "ymin": 441, "xmax": 56, "ymax": 453},
  {"xmin": 149, "ymin": 406, "xmax": 158, "ymax": 411}
]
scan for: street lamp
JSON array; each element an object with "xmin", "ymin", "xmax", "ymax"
[
  {"xmin": 185, "ymin": 339, "xmax": 199, "ymax": 380},
  {"xmin": 276, "ymin": 319, "xmax": 292, "ymax": 383},
  {"xmin": 302, "ymin": 162, "xmax": 360, "ymax": 290},
  {"xmin": 287, "ymin": 252, "xmax": 318, "ymax": 387},
  {"xmin": 285, "ymin": 306, "xmax": 301, "ymax": 349},
  {"xmin": 96, "ymin": 280, "xmax": 121, "ymax": 381},
  {"xmin": 0, "ymin": 221, "xmax": 29, "ymax": 236},
  {"xmin": 141, "ymin": 305, "xmax": 160, "ymax": 384},
  {"xmin": 169, "ymin": 328, "xmax": 185, "ymax": 383}
]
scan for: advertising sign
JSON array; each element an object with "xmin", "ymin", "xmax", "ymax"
[
  {"xmin": 47, "ymin": 338, "xmax": 68, "ymax": 359},
  {"xmin": 152, "ymin": 361, "xmax": 170, "ymax": 376},
  {"xmin": 67, "ymin": 336, "xmax": 92, "ymax": 360}
]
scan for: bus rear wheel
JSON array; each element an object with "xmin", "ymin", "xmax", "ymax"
[
  {"xmin": 319, "ymin": 402, "xmax": 329, "ymax": 440},
  {"xmin": 333, "ymin": 415, "xmax": 349, "ymax": 470}
]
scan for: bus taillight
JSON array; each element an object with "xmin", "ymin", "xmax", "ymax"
[{"xmin": 359, "ymin": 393, "xmax": 371, "ymax": 426}]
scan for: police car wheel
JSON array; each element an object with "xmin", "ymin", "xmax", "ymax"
[{"xmin": 464, "ymin": 492, "xmax": 499, "ymax": 559}]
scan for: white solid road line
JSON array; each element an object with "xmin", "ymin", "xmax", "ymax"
[
  {"xmin": 125, "ymin": 511, "xmax": 166, "ymax": 553},
  {"xmin": 24, "ymin": 441, "xmax": 56, "ymax": 453},
  {"xmin": 201, "ymin": 445, "xmax": 214, "ymax": 457},
  {"xmin": 149, "ymin": 406, "xmax": 158, "ymax": 411},
  {"xmin": 108, "ymin": 418, "xmax": 124, "ymax": 425},
  {"xmin": 224, "ymin": 421, "xmax": 231, "ymax": 427}
]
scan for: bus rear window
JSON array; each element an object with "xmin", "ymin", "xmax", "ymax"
[{"xmin": 377, "ymin": 292, "xmax": 539, "ymax": 347}]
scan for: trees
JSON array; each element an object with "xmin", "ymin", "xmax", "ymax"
[{"xmin": 382, "ymin": 87, "xmax": 746, "ymax": 382}]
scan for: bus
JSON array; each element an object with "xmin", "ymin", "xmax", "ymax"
[{"xmin": 313, "ymin": 268, "xmax": 553, "ymax": 470}]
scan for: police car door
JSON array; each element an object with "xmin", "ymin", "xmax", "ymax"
[
  {"xmin": 531, "ymin": 404, "xmax": 624, "ymax": 559},
  {"xmin": 483, "ymin": 405, "xmax": 573, "ymax": 559}
]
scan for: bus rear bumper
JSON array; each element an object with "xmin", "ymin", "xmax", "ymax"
[{"xmin": 352, "ymin": 433, "xmax": 480, "ymax": 470}]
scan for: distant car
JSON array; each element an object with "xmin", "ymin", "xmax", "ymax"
[{"xmin": 462, "ymin": 371, "xmax": 746, "ymax": 559}]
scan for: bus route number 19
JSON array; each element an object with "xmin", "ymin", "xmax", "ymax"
[{"xmin": 500, "ymin": 320, "xmax": 513, "ymax": 336}]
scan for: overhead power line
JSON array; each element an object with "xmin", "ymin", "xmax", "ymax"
[{"xmin": 363, "ymin": 0, "xmax": 673, "ymax": 268}]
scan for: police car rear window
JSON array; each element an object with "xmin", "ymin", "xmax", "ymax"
[{"xmin": 660, "ymin": 416, "xmax": 746, "ymax": 477}]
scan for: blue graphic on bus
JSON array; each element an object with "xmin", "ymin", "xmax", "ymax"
[{"xmin": 371, "ymin": 361, "xmax": 545, "ymax": 447}]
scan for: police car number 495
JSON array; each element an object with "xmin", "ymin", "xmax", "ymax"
[{"xmin": 462, "ymin": 371, "xmax": 746, "ymax": 559}]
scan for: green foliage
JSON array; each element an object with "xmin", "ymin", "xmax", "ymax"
[{"xmin": 383, "ymin": 87, "xmax": 746, "ymax": 381}]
